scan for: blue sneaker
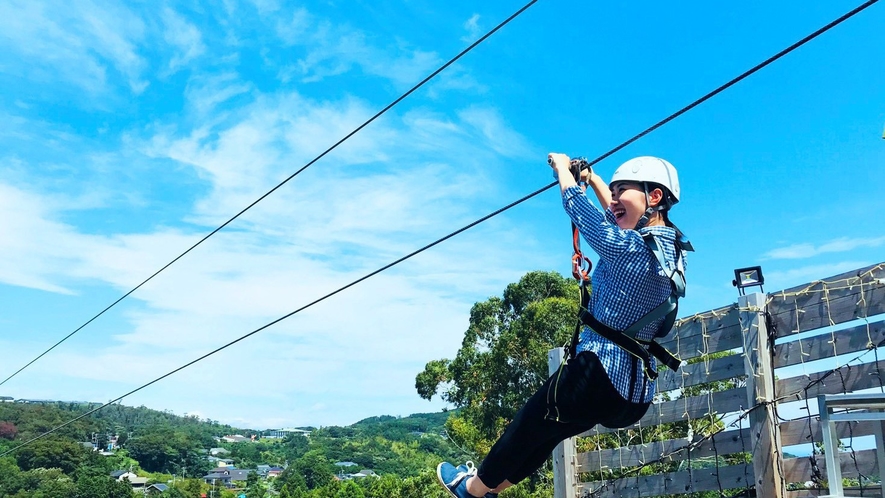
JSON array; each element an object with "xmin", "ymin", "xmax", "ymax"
[{"xmin": 436, "ymin": 462, "xmax": 497, "ymax": 498}]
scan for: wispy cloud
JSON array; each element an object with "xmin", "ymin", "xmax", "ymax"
[
  {"xmin": 184, "ymin": 72, "xmax": 253, "ymax": 114},
  {"xmin": 461, "ymin": 14, "xmax": 482, "ymax": 43},
  {"xmin": 0, "ymin": 78, "xmax": 542, "ymax": 425},
  {"xmin": 273, "ymin": 7, "xmax": 442, "ymax": 87},
  {"xmin": 764, "ymin": 236, "xmax": 885, "ymax": 260},
  {"xmin": 0, "ymin": 0, "xmax": 148, "ymax": 95},
  {"xmin": 163, "ymin": 8, "xmax": 207, "ymax": 72}
]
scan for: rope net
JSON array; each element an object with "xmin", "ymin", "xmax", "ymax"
[{"xmin": 573, "ymin": 263, "xmax": 885, "ymax": 498}]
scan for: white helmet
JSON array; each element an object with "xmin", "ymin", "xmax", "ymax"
[{"xmin": 609, "ymin": 156, "xmax": 680, "ymax": 205}]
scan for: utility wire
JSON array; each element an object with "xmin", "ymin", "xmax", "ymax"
[
  {"xmin": 0, "ymin": 0, "xmax": 878, "ymax": 458},
  {"xmin": 0, "ymin": 0, "xmax": 540, "ymax": 389}
]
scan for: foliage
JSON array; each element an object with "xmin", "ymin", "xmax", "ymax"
[
  {"xmin": 0, "ymin": 423, "xmax": 17, "ymax": 441},
  {"xmin": 125, "ymin": 426, "xmax": 210, "ymax": 476},
  {"xmin": 416, "ymin": 271, "xmax": 581, "ymax": 453},
  {"xmin": 14, "ymin": 437, "xmax": 85, "ymax": 474}
]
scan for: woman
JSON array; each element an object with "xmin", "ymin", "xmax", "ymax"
[{"xmin": 436, "ymin": 154, "xmax": 691, "ymax": 498}]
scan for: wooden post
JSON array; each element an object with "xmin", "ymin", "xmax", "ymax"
[
  {"xmin": 550, "ymin": 347, "xmax": 577, "ymax": 498},
  {"xmin": 875, "ymin": 420, "xmax": 885, "ymax": 498},
  {"xmin": 739, "ymin": 292, "xmax": 785, "ymax": 497}
]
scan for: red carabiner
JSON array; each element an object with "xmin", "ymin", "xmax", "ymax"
[
  {"xmin": 572, "ymin": 253, "xmax": 592, "ymax": 282},
  {"xmin": 571, "ymin": 225, "xmax": 592, "ymax": 282}
]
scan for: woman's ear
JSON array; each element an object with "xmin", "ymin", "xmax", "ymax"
[{"xmin": 648, "ymin": 187, "xmax": 665, "ymax": 208}]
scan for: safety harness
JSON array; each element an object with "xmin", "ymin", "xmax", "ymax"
[
  {"xmin": 564, "ymin": 158, "xmax": 693, "ymax": 381},
  {"xmin": 569, "ymin": 232, "xmax": 692, "ymax": 380}
]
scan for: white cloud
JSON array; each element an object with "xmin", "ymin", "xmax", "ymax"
[
  {"xmin": 273, "ymin": 7, "xmax": 442, "ymax": 88},
  {"xmin": 163, "ymin": 8, "xmax": 206, "ymax": 72},
  {"xmin": 459, "ymin": 106, "xmax": 534, "ymax": 158},
  {"xmin": 184, "ymin": 72, "xmax": 253, "ymax": 114},
  {"xmin": 0, "ymin": 0, "xmax": 148, "ymax": 94},
  {"xmin": 0, "ymin": 83, "xmax": 543, "ymax": 426},
  {"xmin": 764, "ymin": 236, "xmax": 885, "ymax": 260},
  {"xmin": 462, "ymin": 14, "xmax": 482, "ymax": 43}
]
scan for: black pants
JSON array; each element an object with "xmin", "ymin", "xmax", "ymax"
[{"xmin": 476, "ymin": 352, "xmax": 649, "ymax": 488}]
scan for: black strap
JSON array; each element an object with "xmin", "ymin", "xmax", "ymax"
[
  {"xmin": 645, "ymin": 338, "xmax": 681, "ymax": 372},
  {"xmin": 579, "ymin": 312, "xmax": 660, "ymax": 380},
  {"xmin": 568, "ymin": 283, "xmax": 592, "ymax": 359},
  {"xmin": 577, "ymin": 311, "xmax": 682, "ymax": 379}
]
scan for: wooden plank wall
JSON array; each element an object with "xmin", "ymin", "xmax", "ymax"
[{"xmin": 567, "ymin": 263, "xmax": 885, "ymax": 498}]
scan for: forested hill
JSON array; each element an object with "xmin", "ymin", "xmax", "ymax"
[
  {"xmin": 0, "ymin": 400, "xmax": 246, "ymax": 448},
  {"xmin": 0, "ymin": 399, "xmax": 469, "ymax": 497},
  {"xmin": 0, "ymin": 399, "xmax": 449, "ymax": 445}
]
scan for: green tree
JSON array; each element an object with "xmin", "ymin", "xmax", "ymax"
[
  {"xmin": 74, "ymin": 475, "xmax": 134, "ymax": 498},
  {"xmin": 335, "ymin": 480, "xmax": 365, "ymax": 498},
  {"xmin": 365, "ymin": 474, "xmax": 403, "ymax": 498},
  {"xmin": 15, "ymin": 437, "xmax": 85, "ymax": 474},
  {"xmin": 277, "ymin": 472, "xmax": 308, "ymax": 498},
  {"xmin": 293, "ymin": 450, "xmax": 334, "ymax": 490},
  {"xmin": 416, "ymin": 271, "xmax": 580, "ymax": 452},
  {"xmin": 167, "ymin": 478, "xmax": 203, "ymax": 498},
  {"xmin": 244, "ymin": 471, "xmax": 267, "ymax": 498}
]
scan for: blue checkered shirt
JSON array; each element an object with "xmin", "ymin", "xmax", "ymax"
[{"xmin": 562, "ymin": 186, "xmax": 686, "ymax": 403}]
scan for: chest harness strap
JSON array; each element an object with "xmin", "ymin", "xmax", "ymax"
[{"xmin": 569, "ymin": 232, "xmax": 690, "ymax": 381}]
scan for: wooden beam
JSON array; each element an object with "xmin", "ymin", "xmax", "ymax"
[
  {"xmin": 767, "ymin": 264, "xmax": 885, "ymax": 337},
  {"xmin": 786, "ymin": 486, "xmax": 882, "ymax": 498},
  {"xmin": 671, "ymin": 305, "xmax": 739, "ymax": 341},
  {"xmin": 660, "ymin": 308, "xmax": 742, "ymax": 363},
  {"xmin": 782, "ymin": 448, "xmax": 879, "ymax": 482},
  {"xmin": 577, "ymin": 428, "xmax": 751, "ymax": 470},
  {"xmin": 775, "ymin": 319, "xmax": 885, "ymax": 369},
  {"xmin": 586, "ymin": 387, "xmax": 747, "ymax": 436},
  {"xmin": 769, "ymin": 263, "xmax": 883, "ymax": 300},
  {"xmin": 656, "ymin": 352, "xmax": 745, "ymax": 393},
  {"xmin": 579, "ymin": 463, "xmax": 753, "ymax": 498},
  {"xmin": 775, "ymin": 359, "xmax": 885, "ymax": 400},
  {"xmin": 780, "ymin": 418, "xmax": 879, "ymax": 447}
]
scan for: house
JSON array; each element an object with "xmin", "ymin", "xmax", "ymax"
[
  {"xmin": 208, "ymin": 456, "xmax": 235, "ymax": 467},
  {"xmin": 264, "ymin": 428, "xmax": 311, "ymax": 439},
  {"xmin": 0, "ymin": 396, "xmax": 13, "ymax": 402},
  {"xmin": 209, "ymin": 447, "xmax": 230, "ymax": 456},
  {"xmin": 267, "ymin": 467, "xmax": 284, "ymax": 478},
  {"xmin": 221, "ymin": 434, "xmax": 251, "ymax": 443},
  {"xmin": 123, "ymin": 476, "xmax": 149, "ymax": 489},
  {"xmin": 203, "ymin": 469, "xmax": 252, "ymax": 488},
  {"xmin": 114, "ymin": 471, "xmax": 139, "ymax": 482},
  {"xmin": 256, "ymin": 465, "xmax": 271, "ymax": 476},
  {"xmin": 349, "ymin": 469, "xmax": 378, "ymax": 479},
  {"xmin": 146, "ymin": 484, "xmax": 168, "ymax": 495}
]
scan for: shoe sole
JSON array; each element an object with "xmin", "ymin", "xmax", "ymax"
[{"xmin": 436, "ymin": 462, "xmax": 461, "ymax": 498}]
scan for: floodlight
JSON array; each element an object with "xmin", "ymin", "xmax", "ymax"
[{"xmin": 732, "ymin": 266, "xmax": 764, "ymax": 296}]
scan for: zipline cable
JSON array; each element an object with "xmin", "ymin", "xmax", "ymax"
[
  {"xmin": 0, "ymin": 0, "xmax": 878, "ymax": 458},
  {"xmin": 0, "ymin": 0, "xmax": 540, "ymax": 389}
]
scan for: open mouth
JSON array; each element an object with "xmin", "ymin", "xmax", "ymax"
[{"xmin": 613, "ymin": 208, "xmax": 626, "ymax": 221}]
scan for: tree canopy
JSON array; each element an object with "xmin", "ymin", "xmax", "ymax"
[{"xmin": 416, "ymin": 270, "xmax": 581, "ymax": 453}]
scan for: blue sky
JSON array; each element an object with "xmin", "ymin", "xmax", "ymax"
[{"xmin": 0, "ymin": 0, "xmax": 882, "ymax": 430}]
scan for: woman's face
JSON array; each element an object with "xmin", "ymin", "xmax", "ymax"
[{"xmin": 609, "ymin": 182, "xmax": 649, "ymax": 230}]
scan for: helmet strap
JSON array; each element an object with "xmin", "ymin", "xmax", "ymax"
[{"xmin": 635, "ymin": 182, "xmax": 666, "ymax": 230}]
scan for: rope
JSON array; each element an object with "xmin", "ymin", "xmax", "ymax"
[
  {"xmin": 3, "ymin": 0, "xmax": 882, "ymax": 461},
  {"xmin": 0, "ymin": 0, "xmax": 541, "ymax": 389}
]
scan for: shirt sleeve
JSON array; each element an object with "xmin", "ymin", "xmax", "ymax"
[{"xmin": 561, "ymin": 185, "xmax": 645, "ymax": 262}]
